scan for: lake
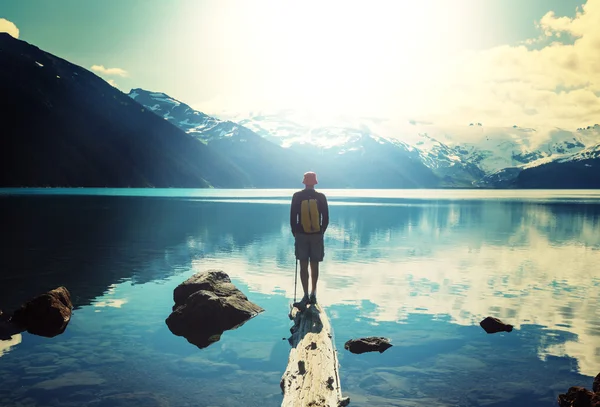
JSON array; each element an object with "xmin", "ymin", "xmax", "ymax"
[{"xmin": 1, "ymin": 189, "xmax": 599, "ymax": 407}]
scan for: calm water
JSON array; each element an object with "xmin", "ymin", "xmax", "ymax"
[{"xmin": 1, "ymin": 189, "xmax": 600, "ymax": 407}]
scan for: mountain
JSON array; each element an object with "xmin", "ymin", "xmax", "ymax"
[
  {"xmin": 515, "ymin": 142, "xmax": 600, "ymax": 188},
  {"xmin": 0, "ymin": 33, "xmax": 249, "ymax": 188},
  {"xmin": 230, "ymin": 112, "xmax": 504, "ymax": 186},
  {"xmin": 128, "ymin": 89, "xmax": 321, "ymax": 187},
  {"xmin": 129, "ymin": 90, "xmax": 441, "ymax": 188},
  {"xmin": 451, "ymin": 127, "xmax": 592, "ymax": 173},
  {"xmin": 394, "ymin": 133, "xmax": 485, "ymax": 186},
  {"xmin": 465, "ymin": 126, "xmax": 599, "ymax": 187}
]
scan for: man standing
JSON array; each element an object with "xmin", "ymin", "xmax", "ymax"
[{"xmin": 290, "ymin": 171, "xmax": 329, "ymax": 306}]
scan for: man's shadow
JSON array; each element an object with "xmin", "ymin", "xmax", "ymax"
[{"xmin": 287, "ymin": 303, "xmax": 324, "ymax": 348}]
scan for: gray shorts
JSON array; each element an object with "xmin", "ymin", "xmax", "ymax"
[{"xmin": 295, "ymin": 233, "xmax": 324, "ymax": 262}]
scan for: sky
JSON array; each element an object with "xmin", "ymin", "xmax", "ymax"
[{"xmin": 1, "ymin": 0, "xmax": 599, "ymax": 130}]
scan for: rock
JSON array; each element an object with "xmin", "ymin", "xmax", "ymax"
[
  {"xmin": 344, "ymin": 337, "xmax": 393, "ymax": 354},
  {"xmin": 165, "ymin": 270, "xmax": 263, "ymax": 349},
  {"xmin": 594, "ymin": 372, "xmax": 600, "ymax": 393},
  {"xmin": 338, "ymin": 397, "xmax": 351, "ymax": 407},
  {"xmin": 10, "ymin": 287, "xmax": 73, "ymax": 338},
  {"xmin": 479, "ymin": 316, "xmax": 513, "ymax": 334},
  {"xmin": 557, "ymin": 386, "xmax": 600, "ymax": 407}
]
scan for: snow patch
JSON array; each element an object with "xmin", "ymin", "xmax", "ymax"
[
  {"xmin": 35, "ymin": 61, "xmax": 43, "ymax": 67},
  {"xmin": 129, "ymin": 90, "xmax": 139, "ymax": 99},
  {"xmin": 152, "ymin": 97, "xmax": 180, "ymax": 106},
  {"xmin": 219, "ymin": 129, "xmax": 235, "ymax": 138}
]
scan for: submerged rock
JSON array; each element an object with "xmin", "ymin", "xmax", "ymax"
[
  {"xmin": 344, "ymin": 337, "xmax": 393, "ymax": 354},
  {"xmin": 165, "ymin": 270, "xmax": 263, "ymax": 349},
  {"xmin": 557, "ymin": 386, "xmax": 600, "ymax": 407},
  {"xmin": 10, "ymin": 286, "xmax": 73, "ymax": 338},
  {"xmin": 479, "ymin": 316, "xmax": 513, "ymax": 334}
]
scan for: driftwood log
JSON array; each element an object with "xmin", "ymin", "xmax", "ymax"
[{"xmin": 280, "ymin": 304, "xmax": 350, "ymax": 407}]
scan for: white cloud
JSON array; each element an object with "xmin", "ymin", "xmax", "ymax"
[
  {"xmin": 106, "ymin": 79, "xmax": 119, "ymax": 88},
  {"xmin": 0, "ymin": 18, "xmax": 19, "ymax": 38},
  {"xmin": 417, "ymin": 0, "xmax": 600, "ymax": 129},
  {"xmin": 90, "ymin": 65, "xmax": 128, "ymax": 77},
  {"xmin": 186, "ymin": 0, "xmax": 600, "ymax": 133}
]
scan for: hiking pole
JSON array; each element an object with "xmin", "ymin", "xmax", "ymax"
[{"xmin": 294, "ymin": 258, "xmax": 298, "ymax": 304}]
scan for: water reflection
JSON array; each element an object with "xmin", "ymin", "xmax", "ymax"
[
  {"xmin": 0, "ymin": 334, "xmax": 21, "ymax": 357},
  {"xmin": 184, "ymin": 201, "xmax": 600, "ymax": 376},
  {"xmin": 1, "ymin": 193, "xmax": 600, "ymax": 406}
]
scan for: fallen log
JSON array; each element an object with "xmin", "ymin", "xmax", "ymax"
[{"xmin": 280, "ymin": 303, "xmax": 350, "ymax": 407}]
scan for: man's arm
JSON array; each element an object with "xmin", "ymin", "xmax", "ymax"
[
  {"xmin": 321, "ymin": 194, "xmax": 329, "ymax": 233},
  {"xmin": 290, "ymin": 193, "xmax": 297, "ymax": 236}
]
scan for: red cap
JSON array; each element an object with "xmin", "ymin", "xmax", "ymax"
[{"xmin": 302, "ymin": 172, "xmax": 318, "ymax": 186}]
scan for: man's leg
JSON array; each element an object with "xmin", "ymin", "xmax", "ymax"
[
  {"xmin": 295, "ymin": 234, "xmax": 310, "ymax": 302},
  {"xmin": 308, "ymin": 233, "xmax": 324, "ymax": 303},
  {"xmin": 309, "ymin": 260, "xmax": 319, "ymax": 295},
  {"xmin": 300, "ymin": 259, "xmax": 309, "ymax": 297}
]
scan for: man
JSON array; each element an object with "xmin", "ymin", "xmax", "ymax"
[{"xmin": 290, "ymin": 171, "xmax": 329, "ymax": 307}]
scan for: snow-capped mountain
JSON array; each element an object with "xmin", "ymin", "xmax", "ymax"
[
  {"xmin": 451, "ymin": 126, "xmax": 593, "ymax": 174},
  {"xmin": 230, "ymin": 110, "xmax": 484, "ymax": 186},
  {"xmin": 129, "ymin": 89, "xmax": 328, "ymax": 187},
  {"xmin": 470, "ymin": 126, "xmax": 600, "ymax": 187},
  {"xmin": 129, "ymin": 89, "xmax": 223, "ymax": 141},
  {"xmin": 127, "ymin": 90, "xmax": 442, "ymax": 187},
  {"xmin": 394, "ymin": 133, "xmax": 485, "ymax": 185},
  {"xmin": 228, "ymin": 110, "xmax": 600, "ymax": 187},
  {"xmin": 128, "ymin": 89, "xmax": 600, "ymax": 188},
  {"xmin": 515, "ymin": 141, "xmax": 600, "ymax": 188}
]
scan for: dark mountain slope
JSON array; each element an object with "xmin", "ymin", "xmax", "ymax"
[
  {"xmin": 515, "ymin": 149, "xmax": 600, "ymax": 189},
  {"xmin": 0, "ymin": 33, "xmax": 249, "ymax": 187}
]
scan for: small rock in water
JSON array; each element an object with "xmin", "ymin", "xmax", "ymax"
[
  {"xmin": 594, "ymin": 372, "xmax": 600, "ymax": 393},
  {"xmin": 479, "ymin": 316, "xmax": 513, "ymax": 334},
  {"xmin": 344, "ymin": 337, "xmax": 392, "ymax": 354},
  {"xmin": 557, "ymin": 386, "xmax": 600, "ymax": 407},
  {"xmin": 338, "ymin": 396, "xmax": 351, "ymax": 406}
]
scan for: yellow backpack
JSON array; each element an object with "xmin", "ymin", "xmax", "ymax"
[{"xmin": 300, "ymin": 198, "xmax": 321, "ymax": 233}]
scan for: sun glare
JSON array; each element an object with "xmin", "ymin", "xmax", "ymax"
[{"xmin": 183, "ymin": 0, "xmax": 474, "ymax": 117}]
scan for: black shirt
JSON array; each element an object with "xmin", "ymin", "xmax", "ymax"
[{"xmin": 290, "ymin": 188, "xmax": 329, "ymax": 235}]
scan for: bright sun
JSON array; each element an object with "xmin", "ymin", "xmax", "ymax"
[{"xmin": 182, "ymin": 0, "xmax": 475, "ymax": 118}]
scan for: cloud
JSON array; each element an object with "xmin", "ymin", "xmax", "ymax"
[
  {"xmin": 393, "ymin": 0, "xmax": 600, "ymax": 134},
  {"xmin": 106, "ymin": 79, "xmax": 119, "ymax": 88},
  {"xmin": 193, "ymin": 0, "xmax": 600, "ymax": 134},
  {"xmin": 90, "ymin": 65, "xmax": 128, "ymax": 77},
  {"xmin": 0, "ymin": 18, "xmax": 19, "ymax": 38}
]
